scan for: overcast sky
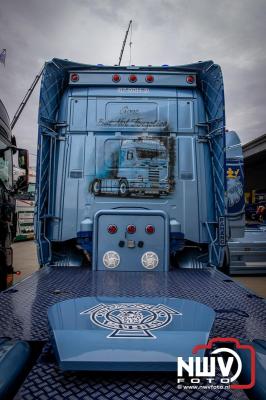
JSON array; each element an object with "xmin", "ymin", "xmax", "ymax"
[{"xmin": 0, "ymin": 0, "xmax": 266, "ymax": 165}]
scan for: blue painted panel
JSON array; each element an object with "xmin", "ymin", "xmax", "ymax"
[
  {"xmin": 106, "ymin": 102, "xmax": 158, "ymax": 123},
  {"xmin": 69, "ymin": 98, "xmax": 87, "ymax": 131},
  {"xmin": 48, "ymin": 296, "xmax": 215, "ymax": 371},
  {"xmin": 68, "ymin": 135, "xmax": 85, "ymax": 177},
  {"xmin": 178, "ymin": 137, "xmax": 194, "ymax": 180},
  {"xmin": 88, "ymin": 96, "xmax": 176, "ymax": 132},
  {"xmin": 178, "ymin": 100, "xmax": 194, "ymax": 131}
]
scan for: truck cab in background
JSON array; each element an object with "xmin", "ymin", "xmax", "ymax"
[
  {"xmin": 14, "ymin": 167, "xmax": 36, "ymax": 241},
  {"xmin": 0, "ymin": 99, "xmax": 29, "ymax": 290}
]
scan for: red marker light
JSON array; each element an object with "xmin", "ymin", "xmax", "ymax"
[
  {"xmin": 15, "ymin": 271, "xmax": 21, "ymax": 276},
  {"xmin": 146, "ymin": 75, "xmax": 154, "ymax": 83},
  {"xmin": 129, "ymin": 74, "xmax": 137, "ymax": 83},
  {"xmin": 108, "ymin": 225, "xmax": 118, "ymax": 234},
  {"xmin": 112, "ymin": 74, "xmax": 121, "ymax": 82},
  {"xmin": 127, "ymin": 225, "xmax": 136, "ymax": 234},
  {"xmin": 186, "ymin": 75, "xmax": 195, "ymax": 84},
  {"xmin": 146, "ymin": 225, "xmax": 155, "ymax": 234},
  {"xmin": 70, "ymin": 73, "xmax": 79, "ymax": 82}
]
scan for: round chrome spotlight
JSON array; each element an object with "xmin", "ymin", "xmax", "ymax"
[
  {"xmin": 141, "ymin": 251, "xmax": 159, "ymax": 269},
  {"xmin": 103, "ymin": 251, "xmax": 120, "ymax": 269}
]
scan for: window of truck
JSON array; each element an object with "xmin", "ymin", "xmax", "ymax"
[
  {"xmin": 127, "ymin": 151, "xmax": 134, "ymax": 160},
  {"xmin": 0, "ymin": 143, "xmax": 12, "ymax": 188},
  {"xmin": 136, "ymin": 149, "xmax": 166, "ymax": 159}
]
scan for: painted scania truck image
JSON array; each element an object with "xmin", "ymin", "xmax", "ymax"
[
  {"xmin": 91, "ymin": 137, "xmax": 173, "ymax": 197},
  {"xmin": 0, "ymin": 60, "xmax": 265, "ymax": 400}
]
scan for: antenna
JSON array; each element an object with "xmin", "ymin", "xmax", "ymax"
[
  {"xmin": 118, "ymin": 20, "xmax": 132, "ymax": 66},
  {"xmin": 11, "ymin": 65, "xmax": 44, "ymax": 130}
]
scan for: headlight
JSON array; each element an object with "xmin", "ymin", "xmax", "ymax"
[
  {"xmin": 103, "ymin": 251, "xmax": 120, "ymax": 269},
  {"xmin": 141, "ymin": 251, "xmax": 159, "ymax": 269}
]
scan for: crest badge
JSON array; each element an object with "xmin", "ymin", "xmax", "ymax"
[{"xmin": 80, "ymin": 303, "xmax": 181, "ymax": 339}]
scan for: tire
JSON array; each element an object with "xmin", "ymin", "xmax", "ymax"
[
  {"xmin": 220, "ymin": 245, "xmax": 230, "ymax": 275},
  {"xmin": 118, "ymin": 179, "xmax": 129, "ymax": 197},
  {"xmin": 92, "ymin": 179, "xmax": 101, "ymax": 196}
]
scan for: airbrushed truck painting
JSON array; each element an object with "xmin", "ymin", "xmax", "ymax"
[{"xmin": 91, "ymin": 136, "xmax": 175, "ymax": 197}]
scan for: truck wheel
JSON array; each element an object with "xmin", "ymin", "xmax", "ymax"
[
  {"xmin": 118, "ymin": 179, "xmax": 129, "ymax": 197},
  {"xmin": 221, "ymin": 245, "xmax": 230, "ymax": 275},
  {"xmin": 92, "ymin": 179, "xmax": 101, "ymax": 196}
]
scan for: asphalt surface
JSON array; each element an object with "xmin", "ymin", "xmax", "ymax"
[
  {"xmin": 13, "ymin": 240, "xmax": 38, "ymax": 285},
  {"xmin": 12, "ymin": 240, "xmax": 266, "ymax": 298}
]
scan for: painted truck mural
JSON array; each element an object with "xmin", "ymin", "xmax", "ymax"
[{"xmin": 91, "ymin": 136, "xmax": 175, "ymax": 197}]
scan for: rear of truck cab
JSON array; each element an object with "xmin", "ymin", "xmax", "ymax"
[{"xmin": 36, "ymin": 60, "xmax": 244, "ymax": 270}]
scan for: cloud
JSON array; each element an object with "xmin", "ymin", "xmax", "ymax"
[{"xmin": 0, "ymin": 0, "xmax": 265, "ymax": 164}]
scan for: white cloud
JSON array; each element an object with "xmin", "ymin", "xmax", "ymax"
[{"xmin": 0, "ymin": 0, "xmax": 265, "ymax": 165}]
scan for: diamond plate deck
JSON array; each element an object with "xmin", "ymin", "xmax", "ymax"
[
  {"xmin": 0, "ymin": 267, "xmax": 265, "ymax": 341},
  {"xmin": 1, "ymin": 267, "xmax": 264, "ymax": 400},
  {"xmin": 14, "ymin": 343, "xmax": 249, "ymax": 400}
]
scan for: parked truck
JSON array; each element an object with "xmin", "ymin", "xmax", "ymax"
[
  {"xmin": 0, "ymin": 60, "xmax": 265, "ymax": 400},
  {"xmin": 0, "ymin": 99, "xmax": 29, "ymax": 290},
  {"xmin": 14, "ymin": 167, "xmax": 36, "ymax": 241}
]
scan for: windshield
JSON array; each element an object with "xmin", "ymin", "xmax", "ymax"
[
  {"xmin": 28, "ymin": 182, "xmax": 36, "ymax": 193},
  {"xmin": 0, "ymin": 142, "xmax": 12, "ymax": 188},
  {"xmin": 16, "ymin": 181, "xmax": 35, "ymax": 200},
  {"xmin": 136, "ymin": 148, "xmax": 167, "ymax": 159}
]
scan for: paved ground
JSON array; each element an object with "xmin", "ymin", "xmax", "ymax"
[
  {"xmin": 234, "ymin": 275, "xmax": 266, "ymax": 298},
  {"xmin": 12, "ymin": 240, "xmax": 266, "ymax": 297},
  {"xmin": 13, "ymin": 240, "xmax": 39, "ymax": 285}
]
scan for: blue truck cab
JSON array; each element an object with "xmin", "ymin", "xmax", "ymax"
[{"xmin": 35, "ymin": 59, "xmax": 245, "ymax": 272}]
